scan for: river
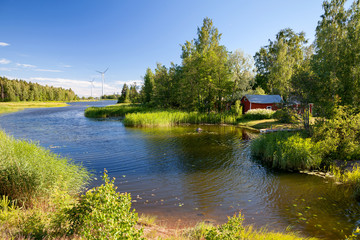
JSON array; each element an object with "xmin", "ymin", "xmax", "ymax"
[{"xmin": 0, "ymin": 101, "xmax": 359, "ymax": 239}]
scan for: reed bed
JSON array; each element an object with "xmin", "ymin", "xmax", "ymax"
[
  {"xmin": 0, "ymin": 130, "xmax": 89, "ymax": 206},
  {"xmin": 251, "ymin": 131, "xmax": 322, "ymax": 171},
  {"xmin": 84, "ymin": 104, "xmax": 148, "ymax": 118},
  {"xmin": 123, "ymin": 111, "xmax": 237, "ymax": 127}
]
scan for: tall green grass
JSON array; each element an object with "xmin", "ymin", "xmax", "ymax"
[
  {"xmin": 0, "ymin": 130, "xmax": 89, "ymax": 206},
  {"xmin": 123, "ymin": 111, "xmax": 237, "ymax": 127},
  {"xmin": 84, "ymin": 104, "xmax": 148, "ymax": 118},
  {"xmin": 251, "ymin": 131, "xmax": 322, "ymax": 171},
  {"xmin": 332, "ymin": 164, "xmax": 360, "ymax": 200}
]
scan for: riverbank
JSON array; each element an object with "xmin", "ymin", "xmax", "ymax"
[{"xmin": 0, "ymin": 101, "xmax": 68, "ymax": 115}]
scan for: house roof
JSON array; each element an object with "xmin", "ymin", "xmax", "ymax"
[{"xmin": 243, "ymin": 94, "xmax": 282, "ymax": 104}]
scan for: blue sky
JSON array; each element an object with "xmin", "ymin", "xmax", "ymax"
[{"xmin": 0, "ymin": 0, "xmax": 325, "ymax": 97}]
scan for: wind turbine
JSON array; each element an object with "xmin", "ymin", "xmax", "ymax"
[
  {"xmin": 89, "ymin": 78, "xmax": 95, "ymax": 98},
  {"xmin": 96, "ymin": 67, "xmax": 109, "ymax": 99}
]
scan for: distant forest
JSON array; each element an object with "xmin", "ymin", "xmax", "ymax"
[{"xmin": 0, "ymin": 76, "xmax": 78, "ymax": 102}]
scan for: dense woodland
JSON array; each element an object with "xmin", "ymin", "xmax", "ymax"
[
  {"xmin": 0, "ymin": 76, "xmax": 78, "ymax": 102},
  {"xmin": 120, "ymin": 0, "xmax": 360, "ymax": 118}
]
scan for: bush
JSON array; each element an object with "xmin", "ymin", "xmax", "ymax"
[
  {"xmin": 231, "ymin": 100, "xmax": 242, "ymax": 116},
  {"xmin": 205, "ymin": 213, "xmax": 245, "ymax": 240},
  {"xmin": 273, "ymin": 108, "xmax": 299, "ymax": 123},
  {"xmin": 312, "ymin": 106, "xmax": 360, "ymax": 162},
  {"xmin": 65, "ymin": 170, "xmax": 143, "ymax": 240},
  {"xmin": 251, "ymin": 131, "xmax": 322, "ymax": 171},
  {"xmin": 242, "ymin": 109, "xmax": 274, "ymax": 120}
]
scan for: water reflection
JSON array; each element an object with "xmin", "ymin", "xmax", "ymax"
[{"xmin": 0, "ymin": 102, "xmax": 359, "ymax": 239}]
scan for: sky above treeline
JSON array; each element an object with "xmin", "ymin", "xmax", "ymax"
[{"xmin": 0, "ymin": 0, "xmax": 326, "ymax": 97}]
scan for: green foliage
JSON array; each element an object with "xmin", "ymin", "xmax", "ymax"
[
  {"xmin": 0, "ymin": 76, "xmax": 78, "ymax": 102},
  {"xmin": 142, "ymin": 68, "xmax": 155, "ymax": 104},
  {"xmin": 138, "ymin": 18, "xmax": 255, "ymax": 113},
  {"xmin": 241, "ymin": 109, "xmax": 275, "ymax": 120},
  {"xmin": 231, "ymin": 100, "xmax": 242, "ymax": 116},
  {"xmin": 0, "ymin": 130, "xmax": 89, "ymax": 206},
  {"xmin": 118, "ymin": 84, "xmax": 131, "ymax": 103},
  {"xmin": 333, "ymin": 164, "xmax": 360, "ymax": 201},
  {"xmin": 251, "ymin": 132, "xmax": 322, "ymax": 171},
  {"xmin": 311, "ymin": 0, "xmax": 360, "ymax": 116},
  {"xmin": 273, "ymin": 108, "xmax": 299, "ymax": 123},
  {"xmin": 312, "ymin": 106, "xmax": 360, "ymax": 162},
  {"xmin": 205, "ymin": 213, "xmax": 245, "ymax": 240},
  {"xmin": 254, "ymin": 28, "xmax": 308, "ymax": 99},
  {"xmin": 65, "ymin": 170, "xmax": 143, "ymax": 240}
]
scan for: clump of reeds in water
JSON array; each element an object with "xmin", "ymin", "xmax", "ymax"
[
  {"xmin": 84, "ymin": 104, "xmax": 148, "ymax": 118},
  {"xmin": 122, "ymin": 111, "xmax": 238, "ymax": 127}
]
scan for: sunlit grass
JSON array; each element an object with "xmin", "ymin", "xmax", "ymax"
[
  {"xmin": 332, "ymin": 164, "xmax": 360, "ymax": 200},
  {"xmin": 123, "ymin": 111, "xmax": 237, "ymax": 127},
  {"xmin": 84, "ymin": 104, "xmax": 147, "ymax": 118},
  {"xmin": 183, "ymin": 213, "xmax": 318, "ymax": 240},
  {"xmin": 0, "ymin": 101, "xmax": 68, "ymax": 115},
  {"xmin": 0, "ymin": 130, "xmax": 89, "ymax": 206}
]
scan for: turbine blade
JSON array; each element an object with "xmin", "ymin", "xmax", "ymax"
[{"xmin": 104, "ymin": 67, "xmax": 109, "ymax": 73}]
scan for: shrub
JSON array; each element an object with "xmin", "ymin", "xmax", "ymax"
[
  {"xmin": 251, "ymin": 132, "xmax": 322, "ymax": 171},
  {"xmin": 65, "ymin": 170, "xmax": 143, "ymax": 240},
  {"xmin": 231, "ymin": 100, "xmax": 242, "ymax": 116},
  {"xmin": 273, "ymin": 108, "xmax": 299, "ymax": 123},
  {"xmin": 242, "ymin": 109, "xmax": 274, "ymax": 120},
  {"xmin": 312, "ymin": 106, "xmax": 360, "ymax": 162},
  {"xmin": 205, "ymin": 213, "xmax": 245, "ymax": 240}
]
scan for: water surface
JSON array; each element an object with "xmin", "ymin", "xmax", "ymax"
[{"xmin": 0, "ymin": 101, "xmax": 359, "ymax": 239}]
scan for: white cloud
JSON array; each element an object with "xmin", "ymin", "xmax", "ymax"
[
  {"xmin": 0, "ymin": 58, "xmax": 11, "ymax": 64},
  {"xmin": 0, "ymin": 67, "xmax": 15, "ymax": 71},
  {"xmin": 35, "ymin": 69, "xmax": 62, "ymax": 73},
  {"xmin": 29, "ymin": 77, "xmax": 120, "ymax": 97},
  {"xmin": 16, "ymin": 63, "xmax": 37, "ymax": 68},
  {"xmin": 0, "ymin": 42, "xmax": 9, "ymax": 47}
]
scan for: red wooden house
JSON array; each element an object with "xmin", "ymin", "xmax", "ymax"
[{"xmin": 241, "ymin": 95, "xmax": 282, "ymax": 114}]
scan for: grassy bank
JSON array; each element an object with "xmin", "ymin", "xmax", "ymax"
[
  {"xmin": 143, "ymin": 213, "xmax": 318, "ymax": 240},
  {"xmin": 0, "ymin": 101, "xmax": 68, "ymax": 115},
  {"xmin": 0, "ymin": 130, "xmax": 90, "ymax": 238}
]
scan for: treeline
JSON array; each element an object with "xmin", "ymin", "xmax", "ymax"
[
  {"xmin": 126, "ymin": 0, "xmax": 360, "ymax": 117},
  {"xmin": 254, "ymin": 0, "xmax": 360, "ymax": 117},
  {"xmin": 0, "ymin": 76, "xmax": 78, "ymax": 102},
  {"xmin": 118, "ymin": 17, "xmax": 257, "ymax": 112}
]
